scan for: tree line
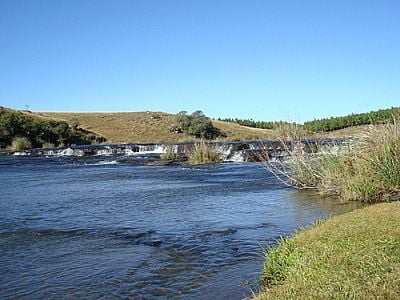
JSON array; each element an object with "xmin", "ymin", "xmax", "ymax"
[
  {"xmin": 303, "ymin": 107, "xmax": 400, "ymax": 132},
  {"xmin": 217, "ymin": 118, "xmax": 297, "ymax": 130},
  {"xmin": 219, "ymin": 107, "xmax": 400, "ymax": 132}
]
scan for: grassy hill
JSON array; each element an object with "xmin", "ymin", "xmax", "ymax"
[
  {"xmin": 2, "ymin": 107, "xmax": 371, "ymax": 146},
  {"xmin": 35, "ymin": 111, "xmax": 275, "ymax": 143}
]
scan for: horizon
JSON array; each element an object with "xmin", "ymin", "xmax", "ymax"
[
  {"xmin": 7, "ymin": 103, "xmax": 400, "ymax": 123},
  {"xmin": 1, "ymin": 0, "xmax": 399, "ymax": 122},
  {"xmin": 4, "ymin": 104, "xmax": 399, "ymax": 124}
]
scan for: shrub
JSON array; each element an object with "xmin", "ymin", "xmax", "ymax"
[
  {"xmin": 188, "ymin": 142, "xmax": 222, "ymax": 165},
  {"xmin": 172, "ymin": 110, "xmax": 224, "ymax": 140},
  {"xmin": 11, "ymin": 136, "xmax": 32, "ymax": 151}
]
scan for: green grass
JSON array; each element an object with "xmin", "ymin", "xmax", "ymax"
[{"xmin": 257, "ymin": 202, "xmax": 400, "ymax": 299}]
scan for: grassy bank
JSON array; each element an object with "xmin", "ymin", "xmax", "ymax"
[
  {"xmin": 257, "ymin": 119, "xmax": 400, "ymax": 298},
  {"xmin": 257, "ymin": 202, "xmax": 400, "ymax": 299}
]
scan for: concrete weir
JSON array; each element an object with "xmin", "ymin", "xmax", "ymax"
[{"xmin": 12, "ymin": 138, "xmax": 353, "ymax": 163}]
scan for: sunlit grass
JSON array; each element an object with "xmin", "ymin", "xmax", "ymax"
[
  {"xmin": 256, "ymin": 202, "xmax": 400, "ymax": 299},
  {"xmin": 36, "ymin": 112, "xmax": 275, "ymax": 143}
]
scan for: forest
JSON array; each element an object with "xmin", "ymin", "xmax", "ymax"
[{"xmin": 303, "ymin": 106, "xmax": 400, "ymax": 131}]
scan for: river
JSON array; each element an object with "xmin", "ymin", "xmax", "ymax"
[{"xmin": 0, "ymin": 156, "xmax": 362, "ymax": 299}]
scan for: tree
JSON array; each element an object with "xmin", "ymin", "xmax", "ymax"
[{"xmin": 172, "ymin": 110, "xmax": 224, "ymax": 140}]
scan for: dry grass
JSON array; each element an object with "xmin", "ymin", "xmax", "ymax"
[
  {"xmin": 160, "ymin": 151, "xmax": 181, "ymax": 161},
  {"xmin": 264, "ymin": 119, "xmax": 400, "ymax": 202},
  {"xmin": 34, "ymin": 112, "xmax": 275, "ymax": 143},
  {"xmin": 256, "ymin": 202, "xmax": 400, "ymax": 299},
  {"xmin": 212, "ymin": 120, "xmax": 274, "ymax": 141},
  {"xmin": 26, "ymin": 110, "xmax": 371, "ymax": 144},
  {"xmin": 315, "ymin": 124, "xmax": 383, "ymax": 138},
  {"xmin": 188, "ymin": 142, "xmax": 222, "ymax": 165},
  {"xmin": 28, "ymin": 109, "xmax": 370, "ymax": 143}
]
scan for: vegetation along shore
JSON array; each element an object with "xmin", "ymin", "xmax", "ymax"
[{"xmin": 257, "ymin": 115, "xmax": 400, "ymax": 298}]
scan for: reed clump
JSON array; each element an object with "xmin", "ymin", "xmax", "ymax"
[
  {"xmin": 188, "ymin": 142, "xmax": 222, "ymax": 165},
  {"xmin": 160, "ymin": 151, "xmax": 181, "ymax": 161},
  {"xmin": 266, "ymin": 118, "xmax": 400, "ymax": 202}
]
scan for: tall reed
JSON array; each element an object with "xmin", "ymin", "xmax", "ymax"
[
  {"xmin": 264, "ymin": 118, "xmax": 400, "ymax": 202},
  {"xmin": 188, "ymin": 141, "xmax": 222, "ymax": 165}
]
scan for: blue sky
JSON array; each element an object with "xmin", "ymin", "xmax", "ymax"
[{"xmin": 0, "ymin": 0, "xmax": 399, "ymax": 122}]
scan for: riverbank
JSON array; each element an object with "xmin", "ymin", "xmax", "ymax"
[{"xmin": 257, "ymin": 201, "xmax": 400, "ymax": 299}]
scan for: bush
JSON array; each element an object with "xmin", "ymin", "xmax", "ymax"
[
  {"xmin": 188, "ymin": 142, "xmax": 222, "ymax": 165},
  {"xmin": 172, "ymin": 110, "xmax": 224, "ymax": 140},
  {"xmin": 11, "ymin": 137, "xmax": 32, "ymax": 151}
]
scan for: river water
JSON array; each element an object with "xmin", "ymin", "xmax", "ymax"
[{"xmin": 0, "ymin": 156, "xmax": 362, "ymax": 299}]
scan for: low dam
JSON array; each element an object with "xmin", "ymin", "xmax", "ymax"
[{"xmin": 12, "ymin": 138, "xmax": 352, "ymax": 162}]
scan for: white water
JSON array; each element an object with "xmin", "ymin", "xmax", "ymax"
[
  {"xmin": 59, "ymin": 148, "xmax": 84, "ymax": 156},
  {"xmin": 13, "ymin": 139, "xmax": 347, "ymax": 163},
  {"xmin": 84, "ymin": 160, "xmax": 118, "ymax": 166}
]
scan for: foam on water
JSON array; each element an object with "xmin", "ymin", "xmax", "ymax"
[
  {"xmin": 84, "ymin": 160, "xmax": 118, "ymax": 166},
  {"xmin": 59, "ymin": 148, "xmax": 84, "ymax": 156}
]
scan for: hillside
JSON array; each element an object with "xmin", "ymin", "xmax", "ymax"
[
  {"xmin": 35, "ymin": 111, "xmax": 275, "ymax": 143},
  {"xmin": 2, "ymin": 107, "xmax": 372, "ymax": 146}
]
